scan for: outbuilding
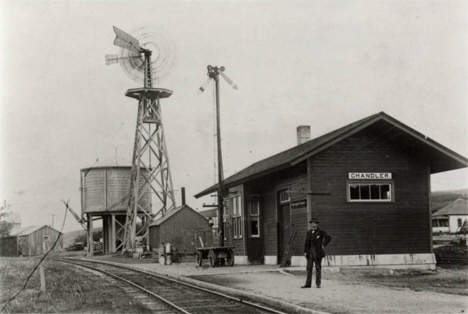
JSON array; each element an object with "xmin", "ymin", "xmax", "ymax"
[
  {"xmin": 432, "ymin": 198, "xmax": 468, "ymax": 233},
  {"xmin": 0, "ymin": 225, "xmax": 63, "ymax": 257},
  {"xmin": 195, "ymin": 112, "xmax": 468, "ymax": 269},
  {"xmin": 148, "ymin": 205, "xmax": 212, "ymax": 254}
]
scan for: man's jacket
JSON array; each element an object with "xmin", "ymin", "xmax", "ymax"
[{"xmin": 304, "ymin": 228, "xmax": 332, "ymax": 258}]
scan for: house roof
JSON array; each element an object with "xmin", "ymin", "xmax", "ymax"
[
  {"xmin": 195, "ymin": 112, "xmax": 468, "ymax": 198},
  {"xmin": 149, "ymin": 205, "xmax": 207, "ymax": 227},
  {"xmin": 433, "ymin": 199, "xmax": 468, "ymax": 217}
]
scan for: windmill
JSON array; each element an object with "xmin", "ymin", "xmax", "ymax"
[
  {"xmin": 106, "ymin": 26, "xmax": 177, "ymax": 253},
  {"xmin": 199, "ymin": 65, "xmax": 238, "ymax": 247}
]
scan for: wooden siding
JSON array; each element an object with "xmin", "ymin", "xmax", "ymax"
[
  {"xmin": 148, "ymin": 207, "xmax": 211, "ymax": 254},
  {"xmin": 13, "ymin": 226, "xmax": 63, "ymax": 256},
  {"xmin": 246, "ymin": 163, "xmax": 308, "ymax": 260},
  {"xmin": 0, "ymin": 237, "xmax": 17, "ymax": 256},
  {"xmin": 308, "ymin": 128, "xmax": 431, "ymax": 255},
  {"xmin": 82, "ymin": 167, "xmax": 150, "ymax": 214},
  {"xmin": 243, "ymin": 184, "xmax": 264, "ymax": 263}
]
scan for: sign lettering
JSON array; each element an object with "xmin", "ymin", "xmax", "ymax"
[
  {"xmin": 348, "ymin": 172, "xmax": 392, "ymax": 180},
  {"xmin": 291, "ymin": 199, "xmax": 307, "ymax": 209}
]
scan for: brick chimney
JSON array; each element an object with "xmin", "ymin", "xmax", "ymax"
[{"xmin": 297, "ymin": 125, "xmax": 311, "ymax": 145}]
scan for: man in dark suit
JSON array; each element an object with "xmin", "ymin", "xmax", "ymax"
[{"xmin": 302, "ymin": 217, "xmax": 332, "ymax": 288}]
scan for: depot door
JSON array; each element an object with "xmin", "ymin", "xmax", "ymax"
[{"xmin": 277, "ymin": 190, "xmax": 291, "ymax": 263}]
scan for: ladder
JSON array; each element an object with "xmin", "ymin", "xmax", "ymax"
[{"xmin": 280, "ymin": 230, "xmax": 297, "ymax": 267}]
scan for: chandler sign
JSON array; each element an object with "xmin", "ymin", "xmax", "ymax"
[{"xmin": 348, "ymin": 172, "xmax": 392, "ymax": 180}]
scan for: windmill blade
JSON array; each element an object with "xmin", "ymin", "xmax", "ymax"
[
  {"xmin": 105, "ymin": 54, "xmax": 119, "ymax": 65},
  {"xmin": 219, "ymin": 71, "xmax": 238, "ymax": 90},
  {"xmin": 113, "ymin": 26, "xmax": 141, "ymax": 53},
  {"xmin": 198, "ymin": 77, "xmax": 212, "ymax": 94},
  {"xmin": 106, "ymin": 55, "xmax": 142, "ymax": 65}
]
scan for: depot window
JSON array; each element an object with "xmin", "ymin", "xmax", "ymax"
[
  {"xmin": 347, "ymin": 182, "xmax": 393, "ymax": 202},
  {"xmin": 249, "ymin": 200, "xmax": 260, "ymax": 237},
  {"xmin": 231, "ymin": 194, "xmax": 243, "ymax": 239}
]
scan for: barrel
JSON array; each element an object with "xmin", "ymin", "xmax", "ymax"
[{"xmin": 158, "ymin": 244, "xmax": 164, "ymax": 264}]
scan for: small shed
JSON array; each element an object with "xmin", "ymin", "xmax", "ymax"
[
  {"xmin": 148, "ymin": 205, "xmax": 211, "ymax": 254},
  {"xmin": 432, "ymin": 199, "xmax": 468, "ymax": 233},
  {"xmin": 0, "ymin": 225, "xmax": 63, "ymax": 257}
]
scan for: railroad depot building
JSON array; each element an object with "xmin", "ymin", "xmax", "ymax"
[{"xmin": 195, "ymin": 112, "xmax": 468, "ymax": 269}]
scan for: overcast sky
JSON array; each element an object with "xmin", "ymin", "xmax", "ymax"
[{"xmin": 1, "ymin": 1, "xmax": 467, "ymax": 233}]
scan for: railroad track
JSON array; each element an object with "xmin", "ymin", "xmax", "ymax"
[{"xmin": 56, "ymin": 258, "xmax": 288, "ymax": 314}]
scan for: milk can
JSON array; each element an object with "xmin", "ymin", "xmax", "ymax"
[
  {"xmin": 165, "ymin": 242, "xmax": 172, "ymax": 265},
  {"xmin": 158, "ymin": 244, "xmax": 165, "ymax": 265}
]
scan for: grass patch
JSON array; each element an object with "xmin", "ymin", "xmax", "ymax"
[
  {"xmin": 0, "ymin": 257, "xmax": 151, "ymax": 313},
  {"xmin": 434, "ymin": 243, "xmax": 468, "ymax": 264}
]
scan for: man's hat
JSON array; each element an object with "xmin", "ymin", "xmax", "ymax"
[{"xmin": 309, "ymin": 217, "xmax": 319, "ymax": 224}]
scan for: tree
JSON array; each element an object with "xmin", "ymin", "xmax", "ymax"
[{"xmin": 0, "ymin": 200, "xmax": 13, "ymax": 238}]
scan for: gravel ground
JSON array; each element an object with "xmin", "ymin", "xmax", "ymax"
[{"xmin": 190, "ymin": 268, "xmax": 468, "ymax": 314}]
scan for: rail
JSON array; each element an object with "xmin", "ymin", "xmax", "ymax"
[{"xmin": 55, "ymin": 258, "xmax": 288, "ymax": 314}]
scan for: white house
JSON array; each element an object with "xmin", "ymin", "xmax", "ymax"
[{"xmin": 432, "ymin": 198, "xmax": 468, "ymax": 233}]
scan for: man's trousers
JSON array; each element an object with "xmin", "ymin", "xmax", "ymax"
[{"xmin": 305, "ymin": 249, "xmax": 323, "ymax": 287}]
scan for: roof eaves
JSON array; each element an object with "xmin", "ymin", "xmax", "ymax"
[
  {"xmin": 194, "ymin": 163, "xmax": 292, "ymax": 198},
  {"xmin": 383, "ymin": 116, "xmax": 468, "ymax": 168}
]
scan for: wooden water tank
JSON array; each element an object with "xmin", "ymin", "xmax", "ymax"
[{"xmin": 81, "ymin": 166, "xmax": 151, "ymax": 214}]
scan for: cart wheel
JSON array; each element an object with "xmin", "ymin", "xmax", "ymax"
[
  {"xmin": 226, "ymin": 249, "xmax": 235, "ymax": 267},
  {"xmin": 208, "ymin": 250, "xmax": 218, "ymax": 268},
  {"xmin": 196, "ymin": 251, "xmax": 203, "ymax": 267}
]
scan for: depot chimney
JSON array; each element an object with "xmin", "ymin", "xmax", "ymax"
[{"xmin": 297, "ymin": 125, "xmax": 311, "ymax": 145}]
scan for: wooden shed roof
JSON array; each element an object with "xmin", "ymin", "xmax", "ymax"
[
  {"xmin": 195, "ymin": 112, "xmax": 468, "ymax": 198},
  {"xmin": 16, "ymin": 225, "xmax": 62, "ymax": 236},
  {"xmin": 149, "ymin": 205, "xmax": 208, "ymax": 227},
  {"xmin": 1, "ymin": 225, "xmax": 62, "ymax": 239}
]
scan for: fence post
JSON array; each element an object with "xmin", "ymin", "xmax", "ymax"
[{"xmin": 40, "ymin": 241, "xmax": 46, "ymax": 292}]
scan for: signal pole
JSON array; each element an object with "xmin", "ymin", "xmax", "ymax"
[
  {"xmin": 207, "ymin": 66, "xmax": 226, "ymax": 247},
  {"xmin": 200, "ymin": 65, "xmax": 237, "ymax": 247}
]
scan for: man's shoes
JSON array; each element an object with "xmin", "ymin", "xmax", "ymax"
[
  {"xmin": 317, "ymin": 285, "xmax": 321, "ymax": 288},
  {"xmin": 301, "ymin": 285, "xmax": 311, "ymax": 288}
]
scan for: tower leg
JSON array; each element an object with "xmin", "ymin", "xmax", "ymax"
[
  {"xmin": 87, "ymin": 214, "xmax": 94, "ymax": 257},
  {"xmin": 111, "ymin": 215, "xmax": 116, "ymax": 253},
  {"xmin": 103, "ymin": 216, "xmax": 108, "ymax": 254}
]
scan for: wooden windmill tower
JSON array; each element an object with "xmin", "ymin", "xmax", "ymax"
[{"xmin": 106, "ymin": 26, "xmax": 177, "ymax": 253}]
